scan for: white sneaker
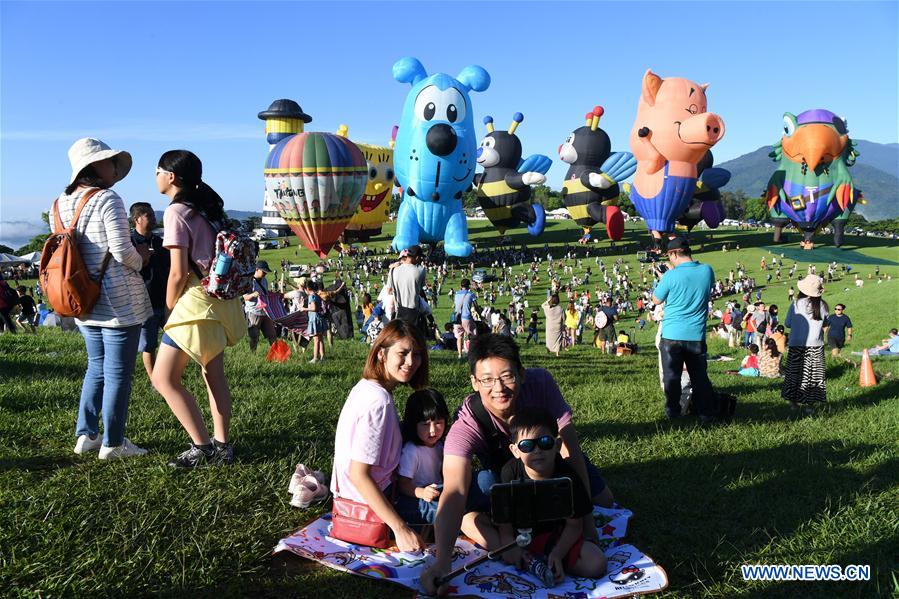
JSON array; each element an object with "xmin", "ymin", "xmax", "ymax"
[
  {"xmin": 289, "ymin": 463, "xmax": 312, "ymax": 494},
  {"xmin": 98, "ymin": 438, "xmax": 148, "ymax": 460},
  {"xmin": 74, "ymin": 434, "xmax": 102, "ymax": 454}
]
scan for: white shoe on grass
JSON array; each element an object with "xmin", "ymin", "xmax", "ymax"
[
  {"xmin": 98, "ymin": 438, "xmax": 148, "ymax": 460},
  {"xmin": 74, "ymin": 434, "xmax": 102, "ymax": 454}
]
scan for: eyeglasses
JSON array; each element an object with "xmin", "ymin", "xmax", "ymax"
[
  {"xmin": 155, "ymin": 167, "xmax": 172, "ymax": 176},
  {"xmin": 475, "ymin": 373, "xmax": 517, "ymax": 388},
  {"xmin": 516, "ymin": 435, "xmax": 556, "ymax": 453}
]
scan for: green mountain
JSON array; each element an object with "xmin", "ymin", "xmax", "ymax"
[
  {"xmin": 152, "ymin": 209, "xmax": 263, "ymax": 223},
  {"xmin": 717, "ymin": 140, "xmax": 898, "ymax": 221}
]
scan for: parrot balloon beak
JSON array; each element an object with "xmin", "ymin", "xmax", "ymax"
[{"xmin": 782, "ymin": 123, "xmax": 847, "ymax": 172}]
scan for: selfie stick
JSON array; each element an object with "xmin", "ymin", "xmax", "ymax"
[{"xmin": 432, "ymin": 528, "xmax": 532, "ymax": 589}]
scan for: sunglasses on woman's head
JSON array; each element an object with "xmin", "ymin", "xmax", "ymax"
[{"xmin": 516, "ymin": 435, "xmax": 556, "ymax": 453}]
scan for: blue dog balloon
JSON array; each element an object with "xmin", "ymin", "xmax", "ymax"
[{"xmin": 392, "ymin": 57, "xmax": 490, "ymax": 257}]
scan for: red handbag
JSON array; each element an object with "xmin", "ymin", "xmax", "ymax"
[{"xmin": 329, "ymin": 478, "xmax": 393, "ymax": 549}]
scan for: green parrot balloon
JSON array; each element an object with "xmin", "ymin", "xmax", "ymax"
[{"xmin": 765, "ymin": 109, "xmax": 864, "ymax": 249}]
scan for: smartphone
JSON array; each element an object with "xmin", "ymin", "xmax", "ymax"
[{"xmin": 490, "ymin": 478, "xmax": 573, "ymax": 529}]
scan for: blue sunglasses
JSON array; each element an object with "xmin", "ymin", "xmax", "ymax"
[{"xmin": 516, "ymin": 435, "xmax": 556, "ymax": 453}]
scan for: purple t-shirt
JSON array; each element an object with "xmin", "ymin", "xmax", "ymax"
[
  {"xmin": 444, "ymin": 368, "xmax": 573, "ymax": 461},
  {"xmin": 162, "ymin": 203, "xmax": 216, "ymax": 274}
]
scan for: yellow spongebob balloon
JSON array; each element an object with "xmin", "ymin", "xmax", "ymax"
[{"xmin": 337, "ymin": 125, "xmax": 396, "ymax": 241}]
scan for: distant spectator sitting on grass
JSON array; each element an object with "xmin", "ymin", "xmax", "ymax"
[{"xmin": 867, "ymin": 329, "xmax": 899, "ymax": 356}]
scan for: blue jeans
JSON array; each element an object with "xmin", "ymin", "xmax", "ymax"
[
  {"xmin": 138, "ymin": 308, "xmax": 164, "ymax": 353},
  {"xmin": 395, "ymin": 494, "xmax": 439, "ymax": 527},
  {"xmin": 659, "ymin": 337, "xmax": 716, "ymax": 418},
  {"xmin": 76, "ymin": 324, "xmax": 141, "ymax": 447}
]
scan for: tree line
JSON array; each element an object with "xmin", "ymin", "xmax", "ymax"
[{"xmin": 7, "ymin": 190, "xmax": 894, "ymax": 256}]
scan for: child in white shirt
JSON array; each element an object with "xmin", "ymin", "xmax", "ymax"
[{"xmin": 395, "ymin": 389, "xmax": 448, "ymax": 528}]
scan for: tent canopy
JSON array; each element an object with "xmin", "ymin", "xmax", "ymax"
[
  {"xmin": 17, "ymin": 251, "xmax": 41, "ymax": 264},
  {"xmin": 0, "ymin": 253, "xmax": 27, "ymax": 264}
]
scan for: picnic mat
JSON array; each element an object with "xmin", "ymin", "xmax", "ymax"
[{"xmin": 274, "ymin": 506, "xmax": 668, "ymax": 598}]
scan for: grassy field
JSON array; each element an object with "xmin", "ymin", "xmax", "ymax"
[{"xmin": 1, "ymin": 221, "xmax": 897, "ymax": 598}]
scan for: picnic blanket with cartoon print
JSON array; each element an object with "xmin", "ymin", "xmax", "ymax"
[{"xmin": 274, "ymin": 506, "xmax": 668, "ymax": 598}]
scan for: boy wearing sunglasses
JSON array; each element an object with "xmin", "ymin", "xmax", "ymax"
[{"xmin": 499, "ymin": 408, "xmax": 607, "ymax": 584}]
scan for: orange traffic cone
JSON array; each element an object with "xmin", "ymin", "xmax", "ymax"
[{"xmin": 859, "ymin": 349, "xmax": 877, "ymax": 387}]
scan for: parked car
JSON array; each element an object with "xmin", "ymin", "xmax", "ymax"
[
  {"xmin": 472, "ymin": 268, "xmax": 495, "ymax": 284},
  {"xmin": 287, "ymin": 264, "xmax": 308, "ymax": 279}
]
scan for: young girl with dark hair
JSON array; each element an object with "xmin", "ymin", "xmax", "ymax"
[
  {"xmin": 151, "ymin": 150, "xmax": 246, "ymax": 468},
  {"xmin": 782, "ymin": 275, "xmax": 829, "ymax": 410},
  {"xmin": 758, "ymin": 337, "xmax": 782, "ymax": 378},
  {"xmin": 396, "ymin": 389, "xmax": 449, "ymax": 528},
  {"xmin": 298, "ymin": 280, "xmax": 326, "ymax": 363},
  {"xmin": 156, "ymin": 150, "xmax": 227, "ymax": 223}
]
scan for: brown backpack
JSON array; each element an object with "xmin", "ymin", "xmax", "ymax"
[{"xmin": 39, "ymin": 188, "xmax": 111, "ymax": 317}]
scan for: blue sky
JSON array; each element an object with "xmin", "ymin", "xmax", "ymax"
[{"xmin": 2, "ymin": 0, "xmax": 897, "ymax": 248}]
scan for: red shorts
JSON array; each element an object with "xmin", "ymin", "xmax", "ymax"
[{"xmin": 527, "ymin": 531, "xmax": 585, "ymax": 570}]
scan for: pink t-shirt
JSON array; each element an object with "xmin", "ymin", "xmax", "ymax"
[
  {"xmin": 162, "ymin": 203, "xmax": 216, "ymax": 274},
  {"xmin": 331, "ymin": 379, "xmax": 403, "ymax": 502},
  {"xmin": 444, "ymin": 368, "xmax": 573, "ymax": 461}
]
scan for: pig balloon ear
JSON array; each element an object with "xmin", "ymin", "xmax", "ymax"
[
  {"xmin": 642, "ymin": 69, "xmax": 663, "ymax": 106},
  {"xmin": 699, "ymin": 83, "xmax": 710, "ymax": 93}
]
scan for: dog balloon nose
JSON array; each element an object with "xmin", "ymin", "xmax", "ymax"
[{"xmin": 426, "ymin": 124, "xmax": 458, "ymax": 156}]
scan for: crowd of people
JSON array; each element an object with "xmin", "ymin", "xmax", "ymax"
[{"xmin": 3, "ymin": 135, "xmax": 897, "ymax": 591}]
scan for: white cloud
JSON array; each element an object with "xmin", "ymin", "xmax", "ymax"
[
  {"xmin": 0, "ymin": 220, "xmax": 48, "ymax": 250},
  {"xmin": 0, "ymin": 122, "xmax": 259, "ymax": 142}
]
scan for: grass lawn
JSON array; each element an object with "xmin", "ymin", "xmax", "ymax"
[{"xmin": 1, "ymin": 221, "xmax": 897, "ymax": 598}]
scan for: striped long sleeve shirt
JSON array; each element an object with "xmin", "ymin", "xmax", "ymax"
[{"xmin": 53, "ymin": 188, "xmax": 152, "ymax": 327}]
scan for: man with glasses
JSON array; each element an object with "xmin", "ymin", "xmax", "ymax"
[
  {"xmin": 420, "ymin": 334, "xmax": 612, "ymax": 595},
  {"xmin": 824, "ymin": 304, "xmax": 853, "ymax": 357}
]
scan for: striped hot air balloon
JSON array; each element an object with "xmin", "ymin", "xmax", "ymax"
[{"xmin": 263, "ymin": 132, "xmax": 367, "ymax": 258}]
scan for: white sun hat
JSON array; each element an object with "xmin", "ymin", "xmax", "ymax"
[
  {"xmin": 67, "ymin": 137, "xmax": 132, "ymax": 185},
  {"xmin": 797, "ymin": 274, "xmax": 824, "ymax": 298}
]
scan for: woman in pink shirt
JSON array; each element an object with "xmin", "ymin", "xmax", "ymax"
[{"xmin": 330, "ymin": 319, "xmax": 429, "ymax": 552}]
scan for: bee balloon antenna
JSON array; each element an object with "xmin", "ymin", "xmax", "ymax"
[
  {"xmin": 508, "ymin": 112, "xmax": 524, "ymax": 135},
  {"xmin": 591, "ymin": 106, "xmax": 604, "ymax": 131}
]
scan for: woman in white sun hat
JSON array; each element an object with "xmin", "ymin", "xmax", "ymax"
[
  {"xmin": 56, "ymin": 138, "xmax": 153, "ymax": 459},
  {"xmin": 782, "ymin": 274, "xmax": 829, "ymax": 412}
]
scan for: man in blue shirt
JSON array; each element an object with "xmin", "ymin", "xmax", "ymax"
[
  {"xmin": 652, "ymin": 237, "xmax": 720, "ymax": 422},
  {"xmin": 868, "ymin": 328, "xmax": 899, "ymax": 356},
  {"xmin": 453, "ymin": 278, "xmax": 479, "ymax": 358}
]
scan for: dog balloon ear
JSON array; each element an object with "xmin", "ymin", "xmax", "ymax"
[
  {"xmin": 456, "ymin": 65, "xmax": 491, "ymax": 93},
  {"xmin": 393, "ymin": 57, "xmax": 428, "ymax": 86}
]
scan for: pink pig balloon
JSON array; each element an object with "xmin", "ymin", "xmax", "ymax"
[{"xmin": 629, "ymin": 69, "xmax": 725, "ymax": 242}]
